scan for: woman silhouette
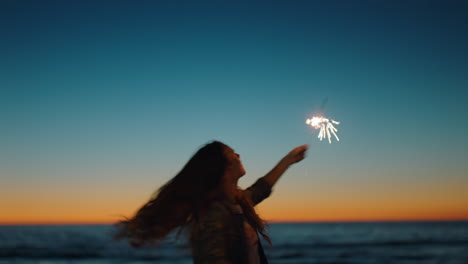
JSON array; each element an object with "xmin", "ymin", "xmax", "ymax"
[{"xmin": 115, "ymin": 141, "xmax": 308, "ymax": 264}]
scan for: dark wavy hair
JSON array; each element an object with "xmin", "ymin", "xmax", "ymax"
[{"xmin": 114, "ymin": 141, "xmax": 270, "ymax": 247}]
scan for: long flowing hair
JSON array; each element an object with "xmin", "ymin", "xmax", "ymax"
[{"xmin": 114, "ymin": 141, "xmax": 270, "ymax": 247}]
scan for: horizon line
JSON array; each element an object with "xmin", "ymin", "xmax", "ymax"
[{"xmin": 2, "ymin": 218, "xmax": 468, "ymax": 226}]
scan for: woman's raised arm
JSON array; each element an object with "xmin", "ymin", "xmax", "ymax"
[
  {"xmin": 262, "ymin": 145, "xmax": 309, "ymax": 187},
  {"xmin": 244, "ymin": 145, "xmax": 308, "ymax": 205}
]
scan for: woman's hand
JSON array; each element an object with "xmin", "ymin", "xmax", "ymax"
[{"xmin": 284, "ymin": 145, "xmax": 309, "ymax": 166}]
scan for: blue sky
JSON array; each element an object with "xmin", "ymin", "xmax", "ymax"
[{"xmin": 1, "ymin": 0, "xmax": 467, "ymax": 222}]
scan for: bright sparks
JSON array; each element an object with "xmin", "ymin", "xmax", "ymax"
[{"xmin": 306, "ymin": 116, "xmax": 340, "ymax": 143}]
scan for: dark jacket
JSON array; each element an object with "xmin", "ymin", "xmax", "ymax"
[{"xmin": 190, "ymin": 178, "xmax": 272, "ymax": 264}]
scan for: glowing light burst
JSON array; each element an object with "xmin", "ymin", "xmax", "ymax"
[{"xmin": 306, "ymin": 116, "xmax": 340, "ymax": 143}]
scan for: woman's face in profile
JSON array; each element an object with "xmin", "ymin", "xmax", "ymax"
[{"xmin": 224, "ymin": 146, "xmax": 246, "ymax": 179}]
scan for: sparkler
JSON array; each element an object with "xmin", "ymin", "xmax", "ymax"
[{"xmin": 306, "ymin": 116, "xmax": 340, "ymax": 143}]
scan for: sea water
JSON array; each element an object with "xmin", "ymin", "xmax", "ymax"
[{"xmin": 1, "ymin": 221, "xmax": 467, "ymax": 264}]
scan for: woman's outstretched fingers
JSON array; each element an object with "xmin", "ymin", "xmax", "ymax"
[{"xmin": 287, "ymin": 144, "xmax": 309, "ymax": 164}]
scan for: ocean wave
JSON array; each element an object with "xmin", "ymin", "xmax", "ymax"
[
  {"xmin": 0, "ymin": 244, "xmax": 189, "ymax": 260},
  {"xmin": 274, "ymin": 238, "xmax": 468, "ymax": 249},
  {"xmin": 1, "ymin": 223, "xmax": 468, "ymax": 263}
]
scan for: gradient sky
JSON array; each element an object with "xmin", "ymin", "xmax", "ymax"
[{"xmin": 1, "ymin": 0, "xmax": 467, "ymax": 224}]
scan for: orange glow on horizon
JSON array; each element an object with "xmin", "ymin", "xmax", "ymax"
[
  {"xmin": 3, "ymin": 216, "xmax": 468, "ymax": 226},
  {"xmin": 2, "ymin": 205, "xmax": 467, "ymax": 225},
  {"xmin": 2, "ymin": 171, "xmax": 468, "ymax": 225}
]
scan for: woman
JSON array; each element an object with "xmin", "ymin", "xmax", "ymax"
[{"xmin": 115, "ymin": 141, "xmax": 308, "ymax": 263}]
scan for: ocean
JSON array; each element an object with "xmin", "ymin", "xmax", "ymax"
[{"xmin": 1, "ymin": 221, "xmax": 467, "ymax": 264}]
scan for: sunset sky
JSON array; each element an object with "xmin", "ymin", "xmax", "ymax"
[{"xmin": 1, "ymin": 0, "xmax": 467, "ymax": 224}]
